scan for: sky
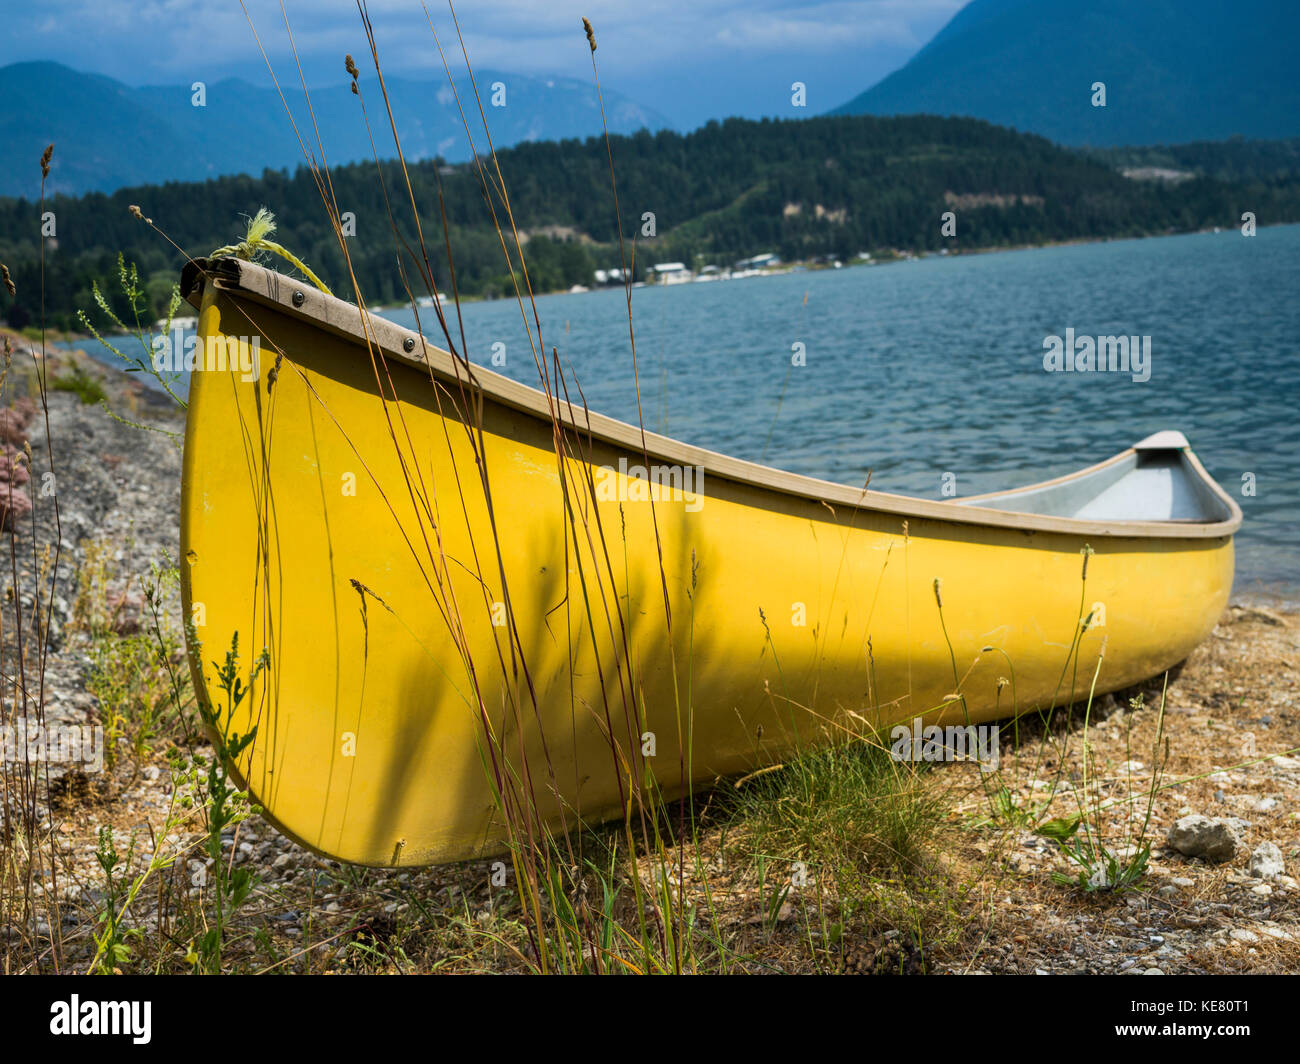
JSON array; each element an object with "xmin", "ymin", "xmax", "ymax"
[{"xmin": 1, "ymin": 0, "xmax": 965, "ymax": 128}]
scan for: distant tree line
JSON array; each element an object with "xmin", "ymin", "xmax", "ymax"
[
  {"xmin": 3, "ymin": 114, "xmax": 1300, "ymax": 331},
  {"xmin": 1084, "ymin": 137, "xmax": 1300, "ymax": 182}
]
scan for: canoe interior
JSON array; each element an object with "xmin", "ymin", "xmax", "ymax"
[{"xmin": 959, "ymin": 450, "xmax": 1236, "ymax": 523}]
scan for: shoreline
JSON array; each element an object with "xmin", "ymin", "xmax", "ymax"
[{"xmin": 13, "ymin": 222, "xmax": 1291, "ymax": 342}]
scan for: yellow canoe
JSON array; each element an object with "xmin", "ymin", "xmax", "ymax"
[{"xmin": 178, "ymin": 257, "xmax": 1241, "ymax": 866}]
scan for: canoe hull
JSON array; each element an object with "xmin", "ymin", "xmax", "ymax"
[{"xmin": 181, "ymin": 271, "xmax": 1235, "ymax": 866}]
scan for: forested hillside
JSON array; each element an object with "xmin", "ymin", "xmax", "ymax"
[
  {"xmin": 4, "ymin": 114, "xmax": 1299, "ymax": 330},
  {"xmin": 1085, "ymin": 138, "xmax": 1300, "ymax": 182}
]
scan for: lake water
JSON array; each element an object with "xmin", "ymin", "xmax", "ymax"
[{"xmin": 83, "ymin": 224, "xmax": 1300, "ymax": 599}]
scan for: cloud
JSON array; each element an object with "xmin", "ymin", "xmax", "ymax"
[
  {"xmin": 5, "ymin": 0, "xmax": 962, "ymax": 77},
  {"xmin": 2, "ymin": 0, "xmax": 964, "ymax": 125}
]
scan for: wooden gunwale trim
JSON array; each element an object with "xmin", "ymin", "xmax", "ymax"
[{"xmin": 181, "ymin": 257, "xmax": 1242, "ymax": 541}]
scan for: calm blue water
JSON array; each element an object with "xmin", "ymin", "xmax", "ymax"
[{"xmin": 82, "ymin": 225, "xmax": 1300, "ymax": 598}]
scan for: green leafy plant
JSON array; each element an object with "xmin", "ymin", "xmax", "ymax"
[
  {"xmin": 51, "ymin": 365, "xmax": 107, "ymax": 404},
  {"xmin": 89, "ymin": 827, "xmax": 144, "ymax": 973},
  {"xmin": 1037, "ymin": 674, "xmax": 1170, "ymax": 895},
  {"xmin": 76, "ymin": 251, "xmax": 186, "ymax": 409},
  {"xmin": 1049, "ymin": 831, "xmax": 1151, "ymax": 893},
  {"xmin": 191, "ymin": 635, "xmax": 266, "ymax": 973}
]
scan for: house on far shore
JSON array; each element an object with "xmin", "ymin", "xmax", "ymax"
[
  {"xmin": 733, "ymin": 252, "xmax": 780, "ymax": 272},
  {"xmin": 651, "ymin": 262, "xmax": 693, "ymax": 285}
]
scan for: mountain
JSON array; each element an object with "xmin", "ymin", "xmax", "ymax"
[
  {"xmin": 831, "ymin": 0, "xmax": 1300, "ymax": 146},
  {"xmin": 0, "ymin": 61, "xmax": 672, "ymax": 201}
]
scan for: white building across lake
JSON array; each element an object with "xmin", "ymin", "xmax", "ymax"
[
  {"xmin": 733, "ymin": 252, "xmax": 780, "ymax": 272},
  {"xmin": 651, "ymin": 262, "xmax": 692, "ymax": 285}
]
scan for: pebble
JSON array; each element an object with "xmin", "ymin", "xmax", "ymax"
[
  {"xmin": 1167, "ymin": 814, "xmax": 1243, "ymax": 862},
  {"xmin": 1248, "ymin": 841, "xmax": 1285, "ymax": 880}
]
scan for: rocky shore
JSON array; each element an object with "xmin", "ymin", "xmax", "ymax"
[
  {"xmin": 1, "ymin": 328, "xmax": 1296, "ymax": 974},
  {"xmin": 0, "ymin": 330, "xmax": 182, "ymax": 734}
]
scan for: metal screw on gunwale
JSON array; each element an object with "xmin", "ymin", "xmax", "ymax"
[
  {"xmin": 403, "ymin": 337, "xmax": 416, "ymax": 352},
  {"xmin": 292, "ymin": 290, "xmax": 305, "ymax": 307}
]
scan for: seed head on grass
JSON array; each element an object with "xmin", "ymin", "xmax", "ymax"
[
  {"xmin": 346, "ymin": 53, "xmax": 359, "ymax": 93},
  {"xmin": 582, "ymin": 17, "xmax": 596, "ymax": 52},
  {"xmin": 41, "ymin": 144, "xmax": 53, "ymax": 179},
  {"xmin": 1, "ymin": 263, "xmax": 14, "ymax": 297},
  {"xmin": 128, "ymin": 204, "xmax": 152, "ymax": 225}
]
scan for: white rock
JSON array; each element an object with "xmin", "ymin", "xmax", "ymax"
[
  {"xmin": 1167, "ymin": 814, "xmax": 1243, "ymax": 862},
  {"xmin": 1248, "ymin": 841, "xmax": 1285, "ymax": 880}
]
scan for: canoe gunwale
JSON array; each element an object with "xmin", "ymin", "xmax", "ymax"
[{"xmin": 181, "ymin": 257, "xmax": 1242, "ymax": 542}]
